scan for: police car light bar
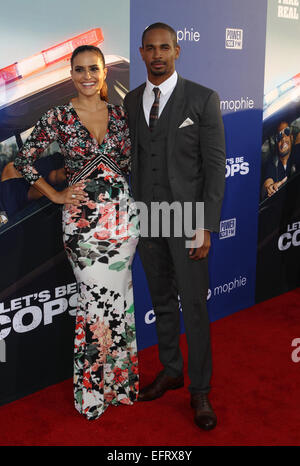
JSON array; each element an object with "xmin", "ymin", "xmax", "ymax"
[
  {"xmin": 0, "ymin": 55, "xmax": 128, "ymax": 111},
  {"xmin": 263, "ymin": 72, "xmax": 300, "ymax": 120},
  {"xmin": 0, "ymin": 28, "xmax": 104, "ymax": 86},
  {"xmin": 264, "ymin": 88, "xmax": 279, "ymax": 107}
]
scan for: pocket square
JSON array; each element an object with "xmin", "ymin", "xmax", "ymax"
[{"xmin": 179, "ymin": 118, "xmax": 194, "ymax": 128}]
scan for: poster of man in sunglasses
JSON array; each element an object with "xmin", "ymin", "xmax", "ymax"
[{"xmin": 262, "ymin": 121, "xmax": 300, "ymax": 198}]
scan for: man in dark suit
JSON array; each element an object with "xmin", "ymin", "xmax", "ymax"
[{"xmin": 124, "ymin": 22, "xmax": 226, "ymax": 431}]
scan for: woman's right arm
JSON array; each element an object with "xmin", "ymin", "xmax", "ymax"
[{"xmin": 14, "ymin": 109, "xmax": 87, "ymax": 206}]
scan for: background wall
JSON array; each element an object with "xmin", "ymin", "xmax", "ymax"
[{"xmin": 130, "ymin": 0, "xmax": 268, "ymax": 350}]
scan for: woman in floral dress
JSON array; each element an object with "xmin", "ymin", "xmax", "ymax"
[{"xmin": 13, "ymin": 45, "xmax": 139, "ymax": 420}]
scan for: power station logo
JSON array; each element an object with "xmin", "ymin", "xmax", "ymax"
[
  {"xmin": 219, "ymin": 218, "xmax": 236, "ymax": 240},
  {"xmin": 225, "ymin": 28, "xmax": 243, "ymax": 50}
]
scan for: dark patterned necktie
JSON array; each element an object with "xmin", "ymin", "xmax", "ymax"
[{"xmin": 149, "ymin": 87, "xmax": 161, "ymax": 131}]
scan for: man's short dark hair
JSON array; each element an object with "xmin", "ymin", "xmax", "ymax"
[{"xmin": 141, "ymin": 22, "xmax": 178, "ymax": 47}]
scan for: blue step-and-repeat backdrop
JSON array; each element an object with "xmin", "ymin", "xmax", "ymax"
[
  {"xmin": 0, "ymin": 0, "xmax": 300, "ymax": 404},
  {"xmin": 131, "ymin": 0, "xmax": 268, "ymax": 349}
]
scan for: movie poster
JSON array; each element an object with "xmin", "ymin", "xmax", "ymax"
[
  {"xmin": 0, "ymin": 0, "xmax": 130, "ymax": 405},
  {"xmin": 256, "ymin": 0, "xmax": 300, "ymax": 302}
]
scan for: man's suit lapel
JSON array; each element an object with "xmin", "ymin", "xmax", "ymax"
[{"xmin": 167, "ymin": 75, "xmax": 185, "ymax": 160}]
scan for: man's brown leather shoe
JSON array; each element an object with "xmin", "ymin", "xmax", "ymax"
[
  {"xmin": 191, "ymin": 393, "xmax": 217, "ymax": 431},
  {"xmin": 138, "ymin": 370, "xmax": 184, "ymax": 401}
]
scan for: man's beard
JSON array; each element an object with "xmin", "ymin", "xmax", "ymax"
[
  {"xmin": 151, "ymin": 68, "xmax": 166, "ymax": 76},
  {"xmin": 150, "ymin": 61, "xmax": 167, "ymax": 76}
]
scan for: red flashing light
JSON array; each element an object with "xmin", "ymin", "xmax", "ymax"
[
  {"xmin": 293, "ymin": 73, "xmax": 300, "ymax": 86},
  {"xmin": 0, "ymin": 63, "xmax": 19, "ymax": 85},
  {"xmin": 0, "ymin": 28, "xmax": 104, "ymax": 86},
  {"xmin": 42, "ymin": 28, "xmax": 104, "ymax": 66}
]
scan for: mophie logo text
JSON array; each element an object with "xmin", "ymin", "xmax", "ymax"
[{"xmin": 177, "ymin": 27, "xmax": 200, "ymax": 42}]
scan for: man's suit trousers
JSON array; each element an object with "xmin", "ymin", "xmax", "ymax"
[{"xmin": 138, "ymin": 234, "xmax": 212, "ymax": 394}]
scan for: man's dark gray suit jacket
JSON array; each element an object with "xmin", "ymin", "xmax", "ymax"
[{"xmin": 124, "ymin": 75, "xmax": 226, "ymax": 232}]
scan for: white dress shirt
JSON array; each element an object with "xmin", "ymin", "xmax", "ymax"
[{"xmin": 143, "ymin": 71, "xmax": 178, "ymax": 125}]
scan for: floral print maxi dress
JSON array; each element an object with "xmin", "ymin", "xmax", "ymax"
[{"xmin": 14, "ymin": 103, "xmax": 139, "ymax": 420}]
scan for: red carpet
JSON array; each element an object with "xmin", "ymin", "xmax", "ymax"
[{"xmin": 0, "ymin": 288, "xmax": 300, "ymax": 446}]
